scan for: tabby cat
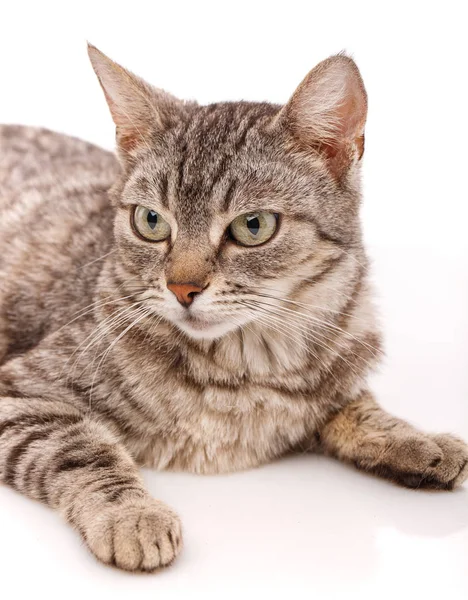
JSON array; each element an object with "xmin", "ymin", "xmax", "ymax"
[{"xmin": 0, "ymin": 45, "xmax": 466, "ymax": 572}]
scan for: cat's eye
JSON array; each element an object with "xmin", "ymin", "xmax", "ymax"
[
  {"xmin": 229, "ymin": 212, "xmax": 278, "ymax": 246},
  {"xmin": 132, "ymin": 205, "xmax": 171, "ymax": 242}
]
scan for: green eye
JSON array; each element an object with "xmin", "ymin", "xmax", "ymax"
[
  {"xmin": 132, "ymin": 205, "xmax": 171, "ymax": 242},
  {"xmin": 229, "ymin": 212, "xmax": 278, "ymax": 246}
]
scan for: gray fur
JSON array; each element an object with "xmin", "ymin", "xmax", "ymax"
[{"xmin": 0, "ymin": 48, "xmax": 466, "ymax": 572}]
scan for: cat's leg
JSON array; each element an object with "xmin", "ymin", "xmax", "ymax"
[
  {"xmin": 0, "ymin": 395, "xmax": 182, "ymax": 571},
  {"xmin": 319, "ymin": 391, "xmax": 468, "ymax": 489}
]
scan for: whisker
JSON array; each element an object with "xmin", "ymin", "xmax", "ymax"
[
  {"xmin": 238, "ymin": 308, "xmax": 343, "ymax": 383},
  {"xmin": 76, "ymin": 249, "xmax": 116, "ymax": 270},
  {"xmin": 247, "ymin": 283, "xmax": 363, "ymax": 317},
  {"xmin": 239, "ymin": 300, "xmax": 364, "ymax": 378},
  {"xmin": 243, "ymin": 293, "xmax": 380, "ymax": 357},
  {"xmin": 244, "ymin": 298, "xmax": 377, "ymax": 372},
  {"xmin": 63, "ymin": 300, "xmax": 147, "ymax": 383},
  {"xmin": 337, "ymin": 247, "xmax": 369, "ymax": 273},
  {"xmin": 248, "ymin": 288, "xmax": 359, "ymax": 320},
  {"xmin": 247, "ymin": 276, "xmax": 363, "ymax": 308},
  {"xmin": 228, "ymin": 313, "xmax": 266, "ymax": 348},
  {"xmin": 82, "ymin": 300, "xmax": 149, "ymax": 361},
  {"xmin": 88, "ymin": 306, "xmax": 151, "ymax": 407},
  {"xmin": 239, "ymin": 304, "xmax": 315, "ymax": 358},
  {"xmin": 53, "ymin": 292, "xmax": 141, "ymax": 337}
]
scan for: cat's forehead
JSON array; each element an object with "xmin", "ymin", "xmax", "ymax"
[
  {"xmin": 129, "ymin": 101, "xmax": 320, "ymax": 223},
  {"xmin": 166, "ymin": 102, "xmax": 280, "ymax": 203}
]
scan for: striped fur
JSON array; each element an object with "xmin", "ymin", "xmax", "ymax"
[{"xmin": 0, "ymin": 50, "xmax": 466, "ymax": 572}]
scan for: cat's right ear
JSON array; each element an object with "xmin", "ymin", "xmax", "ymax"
[{"xmin": 87, "ymin": 44, "xmax": 185, "ymax": 164}]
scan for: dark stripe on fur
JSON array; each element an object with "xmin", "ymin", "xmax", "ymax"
[
  {"xmin": 221, "ymin": 179, "xmax": 237, "ymax": 212},
  {"xmin": 3, "ymin": 425, "xmax": 59, "ymax": 487}
]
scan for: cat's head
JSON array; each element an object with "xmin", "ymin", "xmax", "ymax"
[{"xmin": 89, "ymin": 45, "xmax": 367, "ymax": 341}]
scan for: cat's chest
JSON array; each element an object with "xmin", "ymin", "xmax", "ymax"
[
  {"xmin": 106, "ymin": 329, "xmax": 320, "ymax": 474},
  {"xmin": 113, "ymin": 359, "xmax": 316, "ymax": 474}
]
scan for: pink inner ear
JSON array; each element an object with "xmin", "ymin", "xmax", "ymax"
[
  {"xmin": 116, "ymin": 127, "xmax": 143, "ymax": 154},
  {"xmin": 324, "ymin": 88, "xmax": 366, "ymax": 173},
  {"xmin": 92, "ymin": 72, "xmax": 146, "ymax": 154},
  {"xmin": 303, "ymin": 85, "xmax": 366, "ymax": 179},
  {"xmin": 105, "ymin": 90, "xmax": 152, "ymax": 154},
  {"xmin": 281, "ymin": 55, "xmax": 367, "ymax": 180},
  {"xmin": 335, "ymin": 84, "xmax": 366, "ymax": 140}
]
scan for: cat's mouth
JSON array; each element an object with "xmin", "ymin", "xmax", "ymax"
[
  {"xmin": 182, "ymin": 313, "xmax": 222, "ymax": 331},
  {"xmin": 174, "ymin": 312, "xmax": 236, "ymax": 340}
]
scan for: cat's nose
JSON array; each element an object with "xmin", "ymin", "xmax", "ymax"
[{"xmin": 167, "ymin": 282, "xmax": 204, "ymax": 307}]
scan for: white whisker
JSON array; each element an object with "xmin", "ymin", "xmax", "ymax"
[
  {"xmin": 63, "ymin": 300, "xmax": 147, "ymax": 383},
  {"xmin": 240, "ymin": 300, "xmax": 363, "ymax": 378},
  {"xmin": 244, "ymin": 293, "xmax": 380, "ymax": 357},
  {"xmin": 53, "ymin": 292, "xmax": 141, "ymax": 337},
  {"xmin": 245, "ymin": 298, "xmax": 377, "ymax": 372},
  {"xmin": 76, "ymin": 249, "xmax": 116, "ymax": 270},
  {"xmin": 88, "ymin": 306, "xmax": 151, "ymax": 408}
]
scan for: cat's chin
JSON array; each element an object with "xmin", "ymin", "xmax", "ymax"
[{"xmin": 174, "ymin": 315, "xmax": 238, "ymax": 341}]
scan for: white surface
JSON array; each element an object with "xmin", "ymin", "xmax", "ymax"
[{"xmin": 1, "ymin": 1, "xmax": 467, "ymax": 598}]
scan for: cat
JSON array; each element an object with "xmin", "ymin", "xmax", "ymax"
[{"xmin": 0, "ymin": 44, "xmax": 466, "ymax": 572}]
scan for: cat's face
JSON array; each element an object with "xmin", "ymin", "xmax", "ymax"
[{"xmin": 89, "ymin": 46, "xmax": 367, "ymax": 340}]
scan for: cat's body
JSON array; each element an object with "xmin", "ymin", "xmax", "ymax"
[
  {"xmin": 0, "ymin": 126, "xmax": 116, "ymax": 361},
  {"xmin": 0, "ymin": 123, "xmax": 376, "ymax": 474},
  {"xmin": 0, "ymin": 48, "xmax": 467, "ymax": 572}
]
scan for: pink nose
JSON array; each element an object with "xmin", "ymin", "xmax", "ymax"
[{"xmin": 167, "ymin": 282, "xmax": 204, "ymax": 307}]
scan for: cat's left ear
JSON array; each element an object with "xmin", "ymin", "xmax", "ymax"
[
  {"xmin": 88, "ymin": 44, "xmax": 185, "ymax": 163},
  {"xmin": 277, "ymin": 54, "xmax": 367, "ymax": 180}
]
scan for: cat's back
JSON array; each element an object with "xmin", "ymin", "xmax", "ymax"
[
  {"xmin": 0, "ymin": 125, "xmax": 117, "ymax": 194},
  {"xmin": 0, "ymin": 125, "xmax": 119, "ymax": 362}
]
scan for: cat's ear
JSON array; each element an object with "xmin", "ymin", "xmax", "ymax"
[
  {"xmin": 87, "ymin": 44, "xmax": 184, "ymax": 162},
  {"xmin": 278, "ymin": 54, "xmax": 367, "ymax": 179}
]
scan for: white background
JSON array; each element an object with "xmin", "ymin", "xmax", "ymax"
[{"xmin": 0, "ymin": 1, "xmax": 467, "ymax": 598}]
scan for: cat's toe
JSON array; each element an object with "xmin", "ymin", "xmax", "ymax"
[
  {"xmin": 368, "ymin": 432, "xmax": 468, "ymax": 490},
  {"xmin": 428, "ymin": 434, "xmax": 468, "ymax": 489},
  {"xmin": 85, "ymin": 498, "xmax": 182, "ymax": 571}
]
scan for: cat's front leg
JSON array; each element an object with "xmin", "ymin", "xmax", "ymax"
[
  {"xmin": 0, "ymin": 395, "xmax": 182, "ymax": 571},
  {"xmin": 319, "ymin": 391, "xmax": 468, "ymax": 489}
]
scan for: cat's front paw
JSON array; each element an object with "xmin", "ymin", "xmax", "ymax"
[
  {"xmin": 427, "ymin": 433, "xmax": 468, "ymax": 489},
  {"xmin": 84, "ymin": 498, "xmax": 182, "ymax": 571},
  {"xmin": 365, "ymin": 432, "xmax": 468, "ymax": 490}
]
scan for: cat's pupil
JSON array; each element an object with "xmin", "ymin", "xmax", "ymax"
[
  {"xmin": 246, "ymin": 216, "xmax": 260, "ymax": 236},
  {"xmin": 147, "ymin": 210, "xmax": 158, "ymax": 230}
]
